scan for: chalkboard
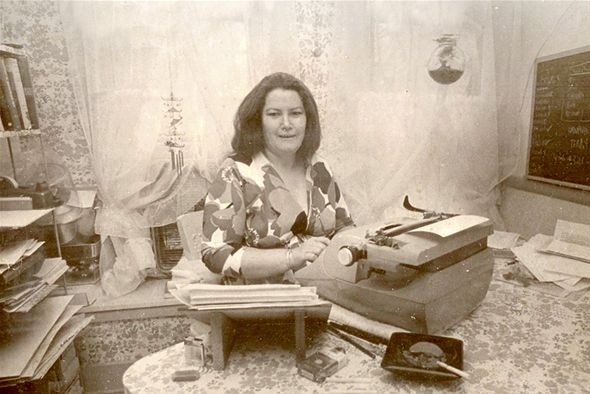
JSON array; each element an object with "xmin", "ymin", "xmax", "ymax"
[{"xmin": 527, "ymin": 46, "xmax": 590, "ymax": 191}]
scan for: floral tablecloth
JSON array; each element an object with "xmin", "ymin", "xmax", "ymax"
[{"xmin": 123, "ymin": 260, "xmax": 590, "ymax": 394}]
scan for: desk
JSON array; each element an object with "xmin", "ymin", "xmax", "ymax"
[{"xmin": 123, "ymin": 261, "xmax": 590, "ymax": 393}]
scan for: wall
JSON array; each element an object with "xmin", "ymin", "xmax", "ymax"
[
  {"xmin": 0, "ymin": 0, "xmax": 94, "ymax": 185},
  {"xmin": 492, "ymin": 0, "xmax": 590, "ymax": 237}
]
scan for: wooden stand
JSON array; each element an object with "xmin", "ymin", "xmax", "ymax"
[{"xmin": 186, "ymin": 303, "xmax": 331, "ymax": 370}]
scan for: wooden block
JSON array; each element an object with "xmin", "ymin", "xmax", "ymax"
[
  {"xmin": 294, "ymin": 310, "xmax": 306, "ymax": 362},
  {"xmin": 209, "ymin": 312, "xmax": 235, "ymax": 370}
]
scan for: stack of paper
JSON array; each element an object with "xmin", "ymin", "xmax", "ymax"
[
  {"xmin": 0, "ymin": 295, "xmax": 93, "ymax": 387},
  {"xmin": 0, "ymin": 258, "xmax": 68, "ymax": 313},
  {"xmin": 511, "ymin": 220, "xmax": 590, "ymax": 296},
  {"xmin": 171, "ymin": 283, "xmax": 323, "ymax": 311},
  {"xmin": 487, "ymin": 230, "xmax": 522, "ymax": 258},
  {"xmin": 0, "ymin": 238, "xmax": 44, "ymax": 268}
]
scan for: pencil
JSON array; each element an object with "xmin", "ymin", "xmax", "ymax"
[{"xmin": 326, "ymin": 326, "xmax": 376, "ymax": 359}]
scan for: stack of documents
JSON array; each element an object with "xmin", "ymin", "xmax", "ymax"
[
  {"xmin": 0, "ymin": 238, "xmax": 44, "ymax": 271},
  {"xmin": 0, "ymin": 295, "xmax": 94, "ymax": 387},
  {"xmin": 511, "ymin": 220, "xmax": 590, "ymax": 297},
  {"xmin": 170, "ymin": 283, "xmax": 323, "ymax": 311},
  {"xmin": 0, "ymin": 258, "xmax": 68, "ymax": 313}
]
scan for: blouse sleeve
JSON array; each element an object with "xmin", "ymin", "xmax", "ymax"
[
  {"xmin": 201, "ymin": 159, "xmax": 247, "ymax": 278},
  {"xmin": 309, "ymin": 159, "xmax": 355, "ymax": 235}
]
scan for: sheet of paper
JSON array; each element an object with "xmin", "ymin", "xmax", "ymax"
[
  {"xmin": 19, "ymin": 304, "xmax": 82, "ymax": 378},
  {"xmin": 0, "ymin": 295, "xmax": 73, "ymax": 379},
  {"xmin": 0, "ymin": 239, "xmax": 31, "ymax": 266},
  {"xmin": 511, "ymin": 234, "xmax": 578, "ymax": 282},
  {"xmin": 23, "ymin": 240, "xmax": 45, "ymax": 257},
  {"xmin": 543, "ymin": 239, "xmax": 590, "ymax": 263},
  {"xmin": 32, "ymin": 315, "xmax": 94, "ymax": 380},
  {"xmin": 408, "ymin": 215, "xmax": 491, "ymax": 238},
  {"xmin": 554, "ymin": 219, "xmax": 590, "ymax": 246},
  {"xmin": 0, "ymin": 208, "xmax": 53, "ymax": 229},
  {"xmin": 190, "ymin": 299, "xmax": 328, "ymax": 311},
  {"xmin": 544, "ymin": 257, "xmax": 590, "ymax": 279},
  {"xmin": 34, "ymin": 258, "xmax": 68, "ymax": 284},
  {"xmin": 66, "ymin": 189, "xmax": 96, "ymax": 208},
  {"xmin": 488, "ymin": 230, "xmax": 522, "ymax": 249},
  {"xmin": 553, "ymin": 278, "xmax": 590, "ymax": 292}
]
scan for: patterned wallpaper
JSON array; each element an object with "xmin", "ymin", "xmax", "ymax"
[
  {"xmin": 1, "ymin": 0, "xmax": 94, "ymax": 186},
  {"xmin": 0, "ymin": 1, "xmax": 332, "ymax": 187}
]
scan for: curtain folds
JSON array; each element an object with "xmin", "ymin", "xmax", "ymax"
[
  {"xmin": 59, "ymin": 0, "xmax": 503, "ymax": 297},
  {"xmin": 319, "ymin": 1, "xmax": 502, "ymax": 225}
]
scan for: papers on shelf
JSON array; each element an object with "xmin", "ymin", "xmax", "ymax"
[
  {"xmin": 0, "ymin": 295, "xmax": 92, "ymax": 387},
  {"xmin": 1, "ymin": 258, "xmax": 68, "ymax": 313},
  {"xmin": 0, "ymin": 208, "xmax": 53, "ymax": 229},
  {"xmin": 0, "ymin": 295, "xmax": 74, "ymax": 381},
  {"xmin": 0, "ymin": 238, "xmax": 44, "ymax": 267},
  {"xmin": 510, "ymin": 219, "xmax": 590, "ymax": 297},
  {"xmin": 170, "ymin": 283, "xmax": 324, "ymax": 310}
]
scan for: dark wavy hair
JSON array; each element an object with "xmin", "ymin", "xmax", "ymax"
[{"xmin": 231, "ymin": 72, "xmax": 321, "ymax": 163}]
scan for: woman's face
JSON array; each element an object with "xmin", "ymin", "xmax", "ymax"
[{"xmin": 262, "ymin": 88, "xmax": 306, "ymax": 160}]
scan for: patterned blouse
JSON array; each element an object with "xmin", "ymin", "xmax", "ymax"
[{"xmin": 201, "ymin": 152, "xmax": 354, "ymax": 283}]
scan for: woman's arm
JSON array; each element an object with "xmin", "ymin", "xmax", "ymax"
[{"xmin": 240, "ymin": 236, "xmax": 330, "ymax": 280}]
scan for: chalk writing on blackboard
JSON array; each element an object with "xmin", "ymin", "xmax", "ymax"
[{"xmin": 527, "ymin": 46, "xmax": 590, "ymax": 191}]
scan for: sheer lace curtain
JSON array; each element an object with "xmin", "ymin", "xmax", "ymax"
[
  {"xmin": 320, "ymin": 1, "xmax": 502, "ymax": 226},
  {"xmin": 57, "ymin": 1, "xmax": 296, "ymax": 296},
  {"xmin": 58, "ymin": 1, "xmax": 503, "ymax": 296}
]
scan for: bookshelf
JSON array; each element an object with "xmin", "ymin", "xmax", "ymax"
[
  {"xmin": 0, "ymin": 42, "xmax": 61, "ymax": 261},
  {"xmin": 0, "ymin": 41, "xmax": 67, "ymax": 303},
  {"xmin": 0, "ymin": 43, "xmax": 40, "ymax": 134},
  {"xmin": 0, "ymin": 44, "xmax": 86, "ymax": 392}
]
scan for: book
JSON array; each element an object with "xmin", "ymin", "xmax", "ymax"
[
  {"xmin": 0, "ymin": 58, "xmax": 20, "ymax": 130},
  {"xmin": 0, "ymin": 43, "xmax": 25, "ymax": 57},
  {"xmin": 4, "ymin": 57, "xmax": 31, "ymax": 129},
  {"xmin": 16, "ymin": 56, "xmax": 39, "ymax": 129}
]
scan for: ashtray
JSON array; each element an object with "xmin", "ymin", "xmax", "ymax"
[{"xmin": 381, "ymin": 332, "xmax": 464, "ymax": 380}]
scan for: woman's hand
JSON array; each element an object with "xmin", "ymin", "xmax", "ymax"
[{"xmin": 289, "ymin": 236, "xmax": 330, "ymax": 270}]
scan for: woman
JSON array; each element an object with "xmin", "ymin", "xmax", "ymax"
[{"xmin": 201, "ymin": 72, "xmax": 353, "ymax": 284}]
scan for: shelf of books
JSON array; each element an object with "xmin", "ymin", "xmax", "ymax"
[
  {"xmin": 0, "ymin": 43, "xmax": 40, "ymax": 137},
  {"xmin": 0, "ymin": 43, "xmax": 92, "ymax": 391}
]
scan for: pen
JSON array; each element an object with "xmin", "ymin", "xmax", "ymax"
[
  {"xmin": 326, "ymin": 326, "xmax": 376, "ymax": 359},
  {"xmin": 327, "ymin": 320, "xmax": 386, "ymax": 345}
]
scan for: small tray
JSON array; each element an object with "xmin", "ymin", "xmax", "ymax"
[{"xmin": 381, "ymin": 332, "xmax": 464, "ymax": 380}]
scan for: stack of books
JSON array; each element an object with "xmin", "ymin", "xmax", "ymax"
[{"xmin": 0, "ymin": 43, "xmax": 39, "ymax": 134}]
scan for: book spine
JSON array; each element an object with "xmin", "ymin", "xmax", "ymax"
[
  {"xmin": 0, "ymin": 105, "xmax": 4, "ymax": 130},
  {"xmin": 0, "ymin": 58, "xmax": 20, "ymax": 130},
  {"xmin": 4, "ymin": 57, "xmax": 31, "ymax": 129},
  {"xmin": 16, "ymin": 56, "xmax": 39, "ymax": 129}
]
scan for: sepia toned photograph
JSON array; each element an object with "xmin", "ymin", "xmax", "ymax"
[{"xmin": 0, "ymin": 1, "xmax": 588, "ymax": 393}]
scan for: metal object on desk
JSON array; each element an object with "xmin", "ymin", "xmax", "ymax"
[
  {"xmin": 60, "ymin": 234, "xmax": 101, "ymax": 284},
  {"xmin": 0, "ymin": 176, "xmax": 54, "ymax": 209}
]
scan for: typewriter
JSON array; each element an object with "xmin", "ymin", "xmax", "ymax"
[{"xmin": 296, "ymin": 197, "xmax": 494, "ymax": 334}]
